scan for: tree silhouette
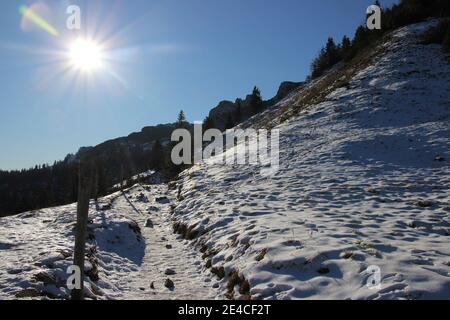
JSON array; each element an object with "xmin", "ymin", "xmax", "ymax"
[
  {"xmin": 176, "ymin": 110, "xmax": 187, "ymax": 129},
  {"xmin": 250, "ymin": 86, "xmax": 263, "ymax": 114},
  {"xmin": 311, "ymin": 37, "xmax": 340, "ymax": 78}
]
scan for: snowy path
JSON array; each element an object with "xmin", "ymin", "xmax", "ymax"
[
  {"xmin": 0, "ymin": 183, "xmax": 219, "ymax": 300},
  {"xmin": 107, "ymin": 184, "xmax": 218, "ymax": 300}
]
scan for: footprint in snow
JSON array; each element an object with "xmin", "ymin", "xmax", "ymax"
[{"xmin": 165, "ymin": 268, "xmax": 176, "ymax": 275}]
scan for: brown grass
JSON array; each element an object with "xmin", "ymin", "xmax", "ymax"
[{"xmin": 225, "ymin": 270, "xmax": 251, "ymax": 300}]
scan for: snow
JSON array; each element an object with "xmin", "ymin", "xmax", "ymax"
[
  {"xmin": 0, "ymin": 21, "xmax": 449, "ymax": 300},
  {"xmin": 109, "ymin": 185, "xmax": 218, "ymax": 300},
  {"xmin": 0, "ymin": 185, "xmax": 218, "ymax": 299},
  {"xmin": 171, "ymin": 21, "xmax": 450, "ymax": 300}
]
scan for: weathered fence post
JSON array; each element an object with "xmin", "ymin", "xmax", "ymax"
[{"xmin": 71, "ymin": 162, "xmax": 92, "ymax": 300}]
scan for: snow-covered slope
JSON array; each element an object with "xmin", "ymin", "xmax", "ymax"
[
  {"xmin": 0, "ymin": 21, "xmax": 449, "ymax": 300},
  {"xmin": 171, "ymin": 21, "xmax": 450, "ymax": 300},
  {"xmin": 0, "ymin": 185, "xmax": 218, "ymax": 300}
]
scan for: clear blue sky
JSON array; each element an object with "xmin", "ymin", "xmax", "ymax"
[{"xmin": 0, "ymin": 0, "xmax": 398, "ymax": 170}]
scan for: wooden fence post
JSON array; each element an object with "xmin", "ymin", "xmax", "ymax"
[{"xmin": 71, "ymin": 163, "xmax": 92, "ymax": 300}]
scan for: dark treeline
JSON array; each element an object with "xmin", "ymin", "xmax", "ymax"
[
  {"xmin": 0, "ymin": 161, "xmax": 78, "ymax": 215},
  {"xmin": 0, "ymin": 119, "xmax": 189, "ymax": 217},
  {"xmin": 0, "ymin": 146, "xmax": 165, "ymax": 217},
  {"xmin": 310, "ymin": 0, "xmax": 450, "ymax": 79}
]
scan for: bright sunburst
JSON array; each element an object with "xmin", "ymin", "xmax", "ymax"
[{"xmin": 68, "ymin": 38, "xmax": 104, "ymax": 72}]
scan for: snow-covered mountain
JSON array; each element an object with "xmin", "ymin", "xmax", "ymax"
[{"xmin": 0, "ymin": 21, "xmax": 449, "ymax": 300}]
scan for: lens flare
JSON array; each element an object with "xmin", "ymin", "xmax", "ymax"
[{"xmin": 19, "ymin": 5, "xmax": 59, "ymax": 37}]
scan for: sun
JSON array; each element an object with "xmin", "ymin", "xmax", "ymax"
[{"xmin": 68, "ymin": 38, "xmax": 104, "ymax": 72}]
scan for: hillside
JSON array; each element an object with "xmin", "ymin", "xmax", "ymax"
[
  {"xmin": 0, "ymin": 20, "xmax": 449, "ymax": 300},
  {"xmin": 171, "ymin": 20, "xmax": 450, "ymax": 300}
]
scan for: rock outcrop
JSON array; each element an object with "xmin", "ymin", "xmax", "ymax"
[{"xmin": 206, "ymin": 81, "xmax": 303, "ymax": 131}]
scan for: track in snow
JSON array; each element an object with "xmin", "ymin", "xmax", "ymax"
[{"xmin": 108, "ymin": 184, "xmax": 218, "ymax": 300}]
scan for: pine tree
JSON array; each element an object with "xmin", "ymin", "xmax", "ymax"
[
  {"xmin": 325, "ymin": 37, "xmax": 340, "ymax": 66},
  {"xmin": 250, "ymin": 86, "xmax": 263, "ymax": 114},
  {"xmin": 340, "ymin": 35, "xmax": 352, "ymax": 61},
  {"xmin": 176, "ymin": 110, "xmax": 187, "ymax": 129},
  {"xmin": 311, "ymin": 37, "xmax": 341, "ymax": 78}
]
